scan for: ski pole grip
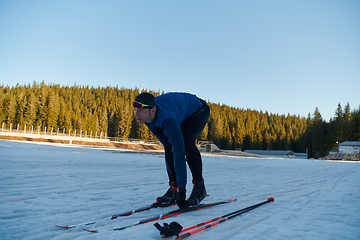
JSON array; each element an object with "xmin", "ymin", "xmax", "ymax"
[
  {"xmin": 267, "ymin": 197, "xmax": 275, "ymax": 202},
  {"xmin": 177, "ymin": 232, "xmax": 190, "ymax": 239}
]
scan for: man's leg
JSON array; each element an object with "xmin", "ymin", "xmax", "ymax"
[
  {"xmin": 181, "ymin": 102, "xmax": 210, "ymax": 181},
  {"xmin": 181, "ymin": 101, "xmax": 210, "ymax": 206}
]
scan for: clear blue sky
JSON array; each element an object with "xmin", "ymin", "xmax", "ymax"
[{"xmin": 1, "ymin": 0, "xmax": 359, "ymax": 121}]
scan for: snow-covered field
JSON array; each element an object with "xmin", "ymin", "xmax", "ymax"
[{"xmin": 0, "ymin": 139, "xmax": 359, "ymax": 240}]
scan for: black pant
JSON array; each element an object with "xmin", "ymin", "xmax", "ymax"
[{"xmin": 164, "ymin": 100, "xmax": 210, "ymax": 185}]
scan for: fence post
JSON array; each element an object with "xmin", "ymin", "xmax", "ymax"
[
  {"xmin": 1, "ymin": 122, "xmax": 4, "ymax": 132},
  {"xmin": 90, "ymin": 131, "xmax": 92, "ymax": 139},
  {"xmin": 74, "ymin": 129, "xmax": 76, "ymax": 137},
  {"xmin": 10, "ymin": 123, "xmax": 12, "ymax": 132},
  {"xmin": 69, "ymin": 129, "xmax": 71, "ymax": 137},
  {"xmin": 45, "ymin": 127, "xmax": 47, "ymax": 135},
  {"xmin": 24, "ymin": 125, "xmax": 26, "ymax": 134},
  {"xmin": 32, "ymin": 125, "xmax": 34, "ymax": 134}
]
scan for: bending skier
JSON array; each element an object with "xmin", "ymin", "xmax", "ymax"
[{"xmin": 132, "ymin": 92, "xmax": 210, "ymax": 209}]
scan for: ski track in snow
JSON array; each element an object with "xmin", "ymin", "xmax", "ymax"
[{"xmin": 0, "ymin": 139, "xmax": 359, "ymax": 240}]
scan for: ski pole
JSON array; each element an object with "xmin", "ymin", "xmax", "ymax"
[{"xmin": 175, "ymin": 197, "xmax": 274, "ymax": 240}]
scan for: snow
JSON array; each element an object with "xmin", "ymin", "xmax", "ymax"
[{"xmin": 0, "ymin": 139, "xmax": 359, "ymax": 240}]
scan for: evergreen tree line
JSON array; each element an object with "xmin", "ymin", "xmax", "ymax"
[{"xmin": 1, "ymin": 82, "xmax": 359, "ymax": 158}]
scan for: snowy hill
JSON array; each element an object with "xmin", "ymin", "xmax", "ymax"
[{"xmin": 0, "ymin": 139, "xmax": 359, "ymax": 240}]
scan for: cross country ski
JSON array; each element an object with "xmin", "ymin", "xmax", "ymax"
[
  {"xmin": 55, "ymin": 201, "xmax": 176, "ymax": 229},
  {"xmin": 83, "ymin": 198, "xmax": 237, "ymax": 233}
]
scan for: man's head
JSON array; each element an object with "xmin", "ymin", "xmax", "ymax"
[
  {"xmin": 133, "ymin": 92, "xmax": 156, "ymax": 108},
  {"xmin": 132, "ymin": 92, "xmax": 156, "ymax": 123}
]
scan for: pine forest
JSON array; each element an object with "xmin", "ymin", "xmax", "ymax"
[{"xmin": 1, "ymin": 81, "xmax": 359, "ymax": 158}]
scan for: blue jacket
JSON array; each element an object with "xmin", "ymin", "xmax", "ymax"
[{"xmin": 145, "ymin": 92, "xmax": 203, "ymax": 187}]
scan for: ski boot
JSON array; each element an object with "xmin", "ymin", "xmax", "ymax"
[
  {"xmin": 156, "ymin": 182, "xmax": 178, "ymax": 204},
  {"xmin": 184, "ymin": 180, "xmax": 207, "ymax": 207}
]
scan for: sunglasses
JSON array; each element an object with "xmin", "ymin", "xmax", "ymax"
[{"xmin": 132, "ymin": 100, "xmax": 154, "ymax": 109}]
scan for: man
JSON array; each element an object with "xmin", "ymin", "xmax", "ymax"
[{"xmin": 132, "ymin": 92, "xmax": 210, "ymax": 209}]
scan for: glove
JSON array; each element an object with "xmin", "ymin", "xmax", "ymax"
[
  {"xmin": 176, "ymin": 187, "xmax": 186, "ymax": 209},
  {"xmin": 154, "ymin": 222, "xmax": 183, "ymax": 237}
]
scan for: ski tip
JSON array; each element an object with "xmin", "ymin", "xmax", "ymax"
[
  {"xmin": 55, "ymin": 225, "xmax": 72, "ymax": 229},
  {"xmin": 267, "ymin": 197, "xmax": 275, "ymax": 202},
  {"xmin": 113, "ymin": 226, "xmax": 126, "ymax": 231},
  {"xmin": 83, "ymin": 228, "xmax": 98, "ymax": 233}
]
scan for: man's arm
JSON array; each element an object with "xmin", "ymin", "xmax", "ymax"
[
  {"xmin": 162, "ymin": 118, "xmax": 187, "ymax": 187},
  {"xmin": 146, "ymin": 123, "xmax": 165, "ymax": 145}
]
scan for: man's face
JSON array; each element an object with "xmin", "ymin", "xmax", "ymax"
[{"xmin": 134, "ymin": 107, "xmax": 155, "ymax": 123}]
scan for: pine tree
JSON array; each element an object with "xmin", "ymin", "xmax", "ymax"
[
  {"xmin": 198, "ymin": 123, "xmax": 208, "ymax": 141},
  {"xmin": 23, "ymin": 90, "xmax": 37, "ymax": 126},
  {"xmin": 3, "ymin": 91, "xmax": 16, "ymax": 125},
  {"xmin": 343, "ymin": 103, "xmax": 351, "ymax": 140},
  {"xmin": 351, "ymin": 106, "xmax": 360, "ymax": 140},
  {"xmin": 334, "ymin": 103, "xmax": 343, "ymax": 142},
  {"xmin": 99, "ymin": 108, "xmax": 108, "ymax": 134},
  {"xmin": 138, "ymin": 123, "xmax": 150, "ymax": 140}
]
